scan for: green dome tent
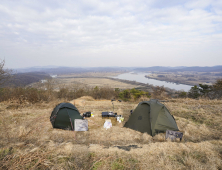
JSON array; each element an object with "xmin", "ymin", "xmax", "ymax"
[
  {"xmin": 124, "ymin": 99, "xmax": 179, "ymax": 136},
  {"xmin": 50, "ymin": 103, "xmax": 83, "ymax": 130}
]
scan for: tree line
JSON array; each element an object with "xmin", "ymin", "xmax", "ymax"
[
  {"xmin": 178, "ymin": 79, "xmax": 222, "ymax": 99},
  {"xmin": 1, "ymin": 59, "xmax": 222, "ymax": 102}
]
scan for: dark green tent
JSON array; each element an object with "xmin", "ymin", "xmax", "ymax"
[
  {"xmin": 124, "ymin": 99, "xmax": 179, "ymax": 136},
  {"xmin": 50, "ymin": 103, "xmax": 83, "ymax": 130}
]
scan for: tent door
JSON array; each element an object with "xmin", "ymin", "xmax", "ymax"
[
  {"xmin": 127, "ymin": 103, "xmax": 151, "ymax": 134},
  {"xmin": 54, "ymin": 108, "xmax": 72, "ymax": 130},
  {"xmin": 138, "ymin": 103, "xmax": 151, "ymax": 134}
]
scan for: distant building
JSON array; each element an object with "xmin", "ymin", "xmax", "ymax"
[
  {"xmin": 41, "ymin": 80, "xmax": 47, "ymax": 83},
  {"xmin": 50, "ymin": 75, "xmax": 57, "ymax": 78}
]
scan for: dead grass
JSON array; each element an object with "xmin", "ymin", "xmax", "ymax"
[
  {"xmin": 0, "ymin": 97, "xmax": 222, "ymax": 169},
  {"xmin": 58, "ymin": 77, "xmax": 141, "ymax": 89}
]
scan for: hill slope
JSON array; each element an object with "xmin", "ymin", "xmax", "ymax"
[
  {"xmin": 2, "ymin": 72, "xmax": 51, "ymax": 87},
  {"xmin": 0, "ymin": 97, "xmax": 221, "ymax": 169}
]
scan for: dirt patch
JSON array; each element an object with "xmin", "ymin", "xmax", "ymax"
[{"xmin": 70, "ymin": 96, "xmax": 95, "ymax": 107}]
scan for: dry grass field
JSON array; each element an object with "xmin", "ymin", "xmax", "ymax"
[
  {"xmin": 30, "ymin": 72, "xmax": 141, "ymax": 90},
  {"xmin": 59, "ymin": 78, "xmax": 140, "ymax": 89},
  {"xmin": 56, "ymin": 72, "xmax": 140, "ymax": 89},
  {"xmin": 0, "ymin": 97, "xmax": 222, "ymax": 169}
]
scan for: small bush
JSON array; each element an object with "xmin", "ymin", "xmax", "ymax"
[
  {"xmin": 118, "ymin": 88, "xmax": 150, "ymax": 101},
  {"xmin": 111, "ymin": 158, "xmax": 124, "ymax": 170},
  {"xmin": 0, "ymin": 87, "xmax": 50, "ymax": 104},
  {"xmin": 178, "ymin": 91, "xmax": 187, "ymax": 98},
  {"xmin": 130, "ymin": 88, "xmax": 149, "ymax": 100},
  {"xmin": 151, "ymin": 86, "xmax": 166, "ymax": 99},
  {"xmin": 188, "ymin": 85, "xmax": 201, "ymax": 99},
  {"xmin": 118, "ymin": 89, "xmax": 131, "ymax": 101}
]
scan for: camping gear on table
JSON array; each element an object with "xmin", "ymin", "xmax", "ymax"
[
  {"xmin": 102, "ymin": 111, "xmax": 117, "ymax": 117},
  {"xmin": 75, "ymin": 119, "xmax": 88, "ymax": 131},
  {"xmin": 102, "ymin": 99, "xmax": 122, "ymax": 118},
  {"xmin": 124, "ymin": 99, "xmax": 179, "ymax": 136},
  {"xmin": 166, "ymin": 130, "xmax": 183, "ymax": 141},
  {"xmin": 83, "ymin": 112, "xmax": 94, "ymax": 117},
  {"xmin": 50, "ymin": 103, "xmax": 83, "ymax": 130}
]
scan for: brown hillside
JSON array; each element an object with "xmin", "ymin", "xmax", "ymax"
[{"xmin": 0, "ymin": 97, "xmax": 221, "ymax": 169}]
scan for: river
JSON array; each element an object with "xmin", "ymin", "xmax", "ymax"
[{"xmin": 112, "ymin": 72, "xmax": 192, "ymax": 91}]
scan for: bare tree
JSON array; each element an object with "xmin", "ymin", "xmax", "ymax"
[
  {"xmin": 0, "ymin": 59, "xmax": 13, "ymax": 86},
  {"xmin": 44, "ymin": 78, "xmax": 55, "ymax": 100},
  {"xmin": 151, "ymin": 86, "xmax": 167, "ymax": 99}
]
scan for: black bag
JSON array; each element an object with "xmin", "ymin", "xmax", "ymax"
[
  {"xmin": 102, "ymin": 112, "xmax": 117, "ymax": 117},
  {"xmin": 83, "ymin": 112, "xmax": 91, "ymax": 117}
]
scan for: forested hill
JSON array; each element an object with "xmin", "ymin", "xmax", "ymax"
[
  {"xmin": 133, "ymin": 66, "xmax": 185, "ymax": 72},
  {"xmin": 134, "ymin": 66, "xmax": 222, "ymax": 72},
  {"xmin": 164, "ymin": 65, "xmax": 222, "ymax": 72},
  {"xmin": 2, "ymin": 72, "xmax": 51, "ymax": 87}
]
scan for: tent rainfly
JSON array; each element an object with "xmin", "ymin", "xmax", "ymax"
[
  {"xmin": 124, "ymin": 99, "xmax": 179, "ymax": 136},
  {"xmin": 50, "ymin": 103, "xmax": 83, "ymax": 130}
]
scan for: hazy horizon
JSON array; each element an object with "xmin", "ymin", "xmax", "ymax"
[
  {"xmin": 13, "ymin": 65, "xmax": 222, "ymax": 70},
  {"xmin": 1, "ymin": 0, "xmax": 222, "ymax": 68}
]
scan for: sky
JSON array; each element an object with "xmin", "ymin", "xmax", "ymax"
[{"xmin": 0, "ymin": 0, "xmax": 222, "ymax": 68}]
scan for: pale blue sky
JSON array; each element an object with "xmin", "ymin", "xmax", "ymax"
[{"xmin": 0, "ymin": 0, "xmax": 222, "ymax": 68}]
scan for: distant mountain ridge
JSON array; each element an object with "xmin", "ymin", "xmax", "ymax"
[
  {"xmin": 134, "ymin": 66, "xmax": 222, "ymax": 72},
  {"xmin": 133, "ymin": 66, "xmax": 186, "ymax": 72},
  {"xmin": 164, "ymin": 66, "xmax": 222, "ymax": 72},
  {"xmin": 15, "ymin": 67, "xmax": 133, "ymax": 74},
  {"xmin": 14, "ymin": 65, "xmax": 222, "ymax": 74}
]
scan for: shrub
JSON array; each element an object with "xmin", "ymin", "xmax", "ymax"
[
  {"xmin": 211, "ymin": 79, "xmax": 222, "ymax": 99},
  {"xmin": 57, "ymin": 88, "xmax": 69, "ymax": 99},
  {"xmin": 187, "ymin": 79, "xmax": 222, "ymax": 99},
  {"xmin": 178, "ymin": 91, "xmax": 187, "ymax": 98},
  {"xmin": 0, "ymin": 87, "xmax": 50, "ymax": 104},
  {"xmin": 188, "ymin": 85, "xmax": 201, "ymax": 99},
  {"xmin": 118, "ymin": 89, "xmax": 131, "ymax": 101},
  {"xmin": 151, "ymin": 86, "xmax": 166, "ymax": 99},
  {"xmin": 118, "ymin": 88, "xmax": 150, "ymax": 101},
  {"xmin": 130, "ymin": 88, "xmax": 149, "ymax": 100},
  {"xmin": 199, "ymin": 84, "xmax": 211, "ymax": 97}
]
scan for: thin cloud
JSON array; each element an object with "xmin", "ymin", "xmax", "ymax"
[{"xmin": 0, "ymin": 0, "xmax": 221, "ymax": 68}]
